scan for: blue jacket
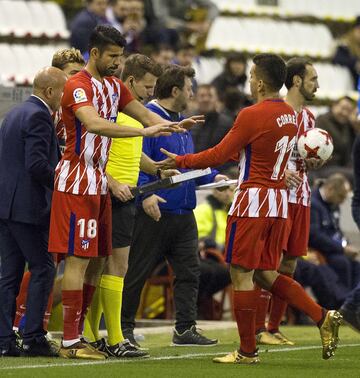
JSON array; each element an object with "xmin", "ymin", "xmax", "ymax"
[
  {"xmin": 70, "ymin": 9, "xmax": 108, "ymax": 56},
  {"xmin": 0, "ymin": 96, "xmax": 60, "ymax": 226},
  {"xmin": 352, "ymin": 134, "xmax": 360, "ymax": 228},
  {"xmin": 139, "ymin": 100, "xmax": 218, "ymax": 214},
  {"xmin": 309, "ymin": 187, "xmax": 345, "ymax": 255}
]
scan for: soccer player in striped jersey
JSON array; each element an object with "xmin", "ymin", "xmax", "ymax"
[
  {"xmin": 52, "ymin": 48, "xmax": 86, "ymax": 153},
  {"xmin": 83, "ymin": 54, "xmax": 171, "ymax": 358},
  {"xmin": 158, "ymin": 53, "xmax": 342, "ymax": 364},
  {"xmin": 48, "ymin": 25, "xmax": 202, "ymax": 360},
  {"xmin": 255, "ymin": 58, "xmax": 324, "ymax": 346}
]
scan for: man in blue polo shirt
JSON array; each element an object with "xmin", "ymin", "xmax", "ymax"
[{"xmin": 121, "ymin": 65, "xmax": 226, "ymax": 347}]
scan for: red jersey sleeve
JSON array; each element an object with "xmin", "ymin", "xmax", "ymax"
[
  {"xmin": 62, "ymin": 77, "xmax": 94, "ymax": 114},
  {"xmin": 117, "ymin": 79, "xmax": 134, "ymax": 111},
  {"xmin": 176, "ymin": 108, "xmax": 263, "ymax": 169}
]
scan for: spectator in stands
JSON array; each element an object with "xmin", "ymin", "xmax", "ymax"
[
  {"xmin": 149, "ymin": 0, "xmax": 218, "ymax": 41},
  {"xmin": 190, "ymin": 84, "xmax": 233, "ymax": 153},
  {"xmin": 106, "ymin": 0, "xmax": 146, "ymax": 53},
  {"xmin": 70, "ymin": 0, "xmax": 109, "ymax": 56},
  {"xmin": 294, "ymin": 252, "xmax": 349, "ymax": 311},
  {"xmin": 333, "ymin": 15, "xmax": 360, "ymax": 89},
  {"xmin": 315, "ymin": 96, "xmax": 356, "ymax": 168},
  {"xmin": 222, "ymin": 87, "xmax": 253, "ymax": 120},
  {"xmin": 309, "ymin": 174, "xmax": 360, "ymax": 292},
  {"xmin": 106, "ymin": 0, "xmax": 130, "ymax": 31},
  {"xmin": 173, "ymin": 43, "xmax": 197, "ymax": 68},
  {"xmin": 149, "ymin": 45, "xmax": 175, "ymax": 66},
  {"xmin": 211, "ymin": 53, "xmax": 247, "ymax": 100},
  {"xmin": 339, "ymin": 132, "xmax": 360, "ymax": 332}
]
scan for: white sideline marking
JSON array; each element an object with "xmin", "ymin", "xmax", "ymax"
[{"xmin": 1, "ymin": 343, "xmax": 360, "ymax": 370}]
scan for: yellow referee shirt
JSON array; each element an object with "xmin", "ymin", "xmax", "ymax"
[{"xmin": 106, "ymin": 112, "xmax": 143, "ymax": 186}]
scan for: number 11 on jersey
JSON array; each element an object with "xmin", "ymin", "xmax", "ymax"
[{"xmin": 271, "ymin": 136, "xmax": 296, "ymax": 180}]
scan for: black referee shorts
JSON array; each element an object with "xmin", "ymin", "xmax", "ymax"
[{"xmin": 111, "ymin": 196, "xmax": 136, "ymax": 249}]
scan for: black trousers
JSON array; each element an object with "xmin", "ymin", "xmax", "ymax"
[
  {"xmin": 122, "ymin": 209, "xmax": 200, "ymax": 331},
  {"xmin": 0, "ymin": 219, "xmax": 55, "ymax": 347}
]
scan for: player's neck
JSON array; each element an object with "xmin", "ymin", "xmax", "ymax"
[
  {"xmin": 85, "ymin": 62, "xmax": 103, "ymax": 82},
  {"xmin": 285, "ymin": 91, "xmax": 304, "ymax": 113},
  {"xmin": 157, "ymin": 98, "xmax": 180, "ymax": 113},
  {"xmin": 258, "ymin": 91, "xmax": 281, "ymax": 103}
]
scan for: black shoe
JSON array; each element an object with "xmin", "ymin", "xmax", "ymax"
[
  {"xmin": 172, "ymin": 326, "xmax": 218, "ymax": 346},
  {"xmin": 122, "ymin": 329, "xmax": 143, "ymax": 349},
  {"xmin": 21, "ymin": 337, "xmax": 59, "ymax": 357},
  {"xmin": 88, "ymin": 338, "xmax": 107, "ymax": 353},
  {"xmin": 0, "ymin": 340, "xmax": 21, "ymax": 357},
  {"xmin": 339, "ymin": 306, "xmax": 360, "ymax": 333},
  {"xmin": 105, "ymin": 340, "xmax": 149, "ymax": 358},
  {"xmin": 14, "ymin": 330, "xmax": 23, "ymax": 349}
]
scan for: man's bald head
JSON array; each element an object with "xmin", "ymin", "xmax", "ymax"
[
  {"xmin": 33, "ymin": 67, "xmax": 67, "ymax": 112},
  {"xmin": 33, "ymin": 67, "xmax": 67, "ymax": 92}
]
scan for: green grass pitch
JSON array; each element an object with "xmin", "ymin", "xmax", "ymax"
[{"xmin": 0, "ymin": 325, "xmax": 359, "ymax": 378}]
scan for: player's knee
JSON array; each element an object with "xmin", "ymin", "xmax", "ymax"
[
  {"xmin": 279, "ymin": 257, "xmax": 297, "ymax": 275},
  {"xmin": 253, "ymin": 270, "xmax": 279, "ymax": 290}
]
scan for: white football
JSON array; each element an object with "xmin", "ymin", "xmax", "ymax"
[{"xmin": 297, "ymin": 128, "xmax": 334, "ymax": 161}]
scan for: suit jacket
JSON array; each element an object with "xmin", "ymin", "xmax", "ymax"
[{"xmin": 0, "ymin": 96, "xmax": 61, "ymax": 226}]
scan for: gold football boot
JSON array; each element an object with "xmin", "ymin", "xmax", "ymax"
[
  {"xmin": 319, "ymin": 310, "xmax": 342, "ymax": 359},
  {"xmin": 272, "ymin": 331, "xmax": 295, "ymax": 346},
  {"xmin": 59, "ymin": 341, "xmax": 107, "ymax": 360},
  {"xmin": 256, "ymin": 331, "xmax": 283, "ymax": 345},
  {"xmin": 213, "ymin": 350, "xmax": 260, "ymax": 364}
]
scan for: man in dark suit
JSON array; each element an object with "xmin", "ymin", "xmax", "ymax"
[{"xmin": 0, "ymin": 67, "xmax": 67, "ymax": 357}]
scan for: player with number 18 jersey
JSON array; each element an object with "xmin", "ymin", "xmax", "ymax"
[{"xmin": 49, "ymin": 70, "xmax": 134, "ymax": 258}]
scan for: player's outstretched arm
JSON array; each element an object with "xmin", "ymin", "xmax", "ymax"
[
  {"xmin": 156, "ymin": 115, "xmax": 248, "ymax": 169},
  {"xmin": 75, "ymin": 106, "xmax": 177, "ymax": 138},
  {"xmin": 123, "ymin": 100, "xmax": 204, "ymax": 130},
  {"xmin": 140, "ymin": 153, "xmax": 180, "ymax": 177},
  {"xmin": 156, "ymin": 149, "xmax": 178, "ymax": 169}
]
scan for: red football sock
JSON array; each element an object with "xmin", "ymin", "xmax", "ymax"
[
  {"xmin": 233, "ymin": 290, "xmax": 258, "ymax": 355},
  {"xmin": 270, "ymin": 274, "xmax": 323, "ymax": 324},
  {"xmin": 78, "ymin": 283, "xmax": 96, "ymax": 335},
  {"xmin": 14, "ymin": 271, "xmax": 31, "ymax": 328},
  {"xmin": 268, "ymin": 274, "xmax": 292, "ymax": 333},
  {"xmin": 62, "ymin": 290, "xmax": 83, "ymax": 341},
  {"xmin": 43, "ymin": 290, "xmax": 54, "ymax": 331},
  {"xmin": 254, "ymin": 284, "xmax": 271, "ymax": 333}
]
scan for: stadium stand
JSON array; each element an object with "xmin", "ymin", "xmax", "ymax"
[{"xmin": 213, "ymin": 0, "xmax": 359, "ymax": 21}]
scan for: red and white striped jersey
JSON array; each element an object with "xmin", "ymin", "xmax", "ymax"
[
  {"xmin": 176, "ymin": 99, "xmax": 298, "ymax": 218},
  {"xmin": 287, "ymin": 107, "xmax": 315, "ymax": 207},
  {"xmin": 54, "ymin": 108, "xmax": 66, "ymax": 154},
  {"xmin": 54, "ymin": 70, "xmax": 133, "ymax": 195}
]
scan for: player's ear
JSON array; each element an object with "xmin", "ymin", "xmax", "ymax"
[
  {"xmin": 293, "ymin": 75, "xmax": 302, "ymax": 87},
  {"xmin": 44, "ymin": 86, "xmax": 53, "ymax": 99},
  {"xmin": 171, "ymin": 86, "xmax": 179, "ymax": 98},
  {"xmin": 257, "ymin": 79, "xmax": 265, "ymax": 94},
  {"xmin": 90, "ymin": 47, "xmax": 100, "ymax": 59}
]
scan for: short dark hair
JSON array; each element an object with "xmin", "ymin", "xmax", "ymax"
[
  {"xmin": 253, "ymin": 53, "xmax": 286, "ymax": 91},
  {"xmin": 155, "ymin": 65, "xmax": 195, "ymax": 100},
  {"xmin": 176, "ymin": 42, "xmax": 195, "ymax": 53},
  {"xmin": 333, "ymin": 95, "xmax": 356, "ymax": 106},
  {"xmin": 121, "ymin": 54, "xmax": 163, "ymax": 81},
  {"xmin": 285, "ymin": 57, "xmax": 313, "ymax": 90},
  {"xmin": 88, "ymin": 25, "xmax": 126, "ymax": 54},
  {"xmin": 197, "ymin": 84, "xmax": 216, "ymax": 92}
]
